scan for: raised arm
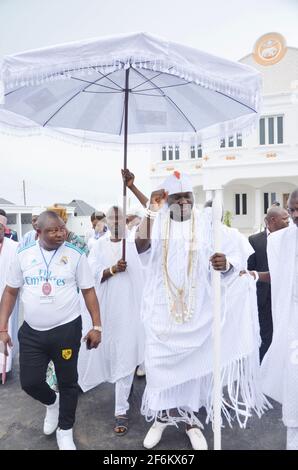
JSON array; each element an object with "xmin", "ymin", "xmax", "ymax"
[
  {"xmin": 122, "ymin": 169, "xmax": 149, "ymax": 208},
  {"xmin": 135, "ymin": 189, "xmax": 168, "ymax": 254}
]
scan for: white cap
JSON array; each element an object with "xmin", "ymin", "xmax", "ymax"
[
  {"xmin": 32, "ymin": 207, "xmax": 46, "ymax": 216},
  {"xmin": 160, "ymin": 171, "xmax": 193, "ymax": 196}
]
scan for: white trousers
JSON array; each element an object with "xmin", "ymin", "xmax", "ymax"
[
  {"xmin": 287, "ymin": 427, "xmax": 298, "ymax": 450},
  {"xmin": 115, "ymin": 372, "xmax": 135, "ymax": 416}
]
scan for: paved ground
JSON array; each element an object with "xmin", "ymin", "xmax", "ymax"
[{"xmin": 0, "ymin": 360, "xmax": 286, "ymax": 451}]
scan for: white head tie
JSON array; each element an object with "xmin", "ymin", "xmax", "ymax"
[{"xmin": 160, "ymin": 171, "xmax": 193, "ymax": 196}]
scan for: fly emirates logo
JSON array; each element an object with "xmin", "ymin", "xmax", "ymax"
[{"xmin": 24, "ymin": 269, "xmax": 66, "ymax": 287}]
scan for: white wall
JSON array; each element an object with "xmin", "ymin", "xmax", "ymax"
[{"xmin": 67, "ymin": 216, "xmax": 91, "ymax": 239}]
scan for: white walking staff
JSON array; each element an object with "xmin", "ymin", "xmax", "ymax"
[{"xmin": 212, "ymin": 189, "xmax": 223, "ymax": 450}]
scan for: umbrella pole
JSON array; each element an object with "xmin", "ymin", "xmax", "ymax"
[
  {"xmin": 122, "ymin": 67, "xmax": 130, "ymax": 261},
  {"xmin": 212, "ymin": 188, "xmax": 223, "ymax": 450}
]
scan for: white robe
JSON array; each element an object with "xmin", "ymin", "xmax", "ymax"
[
  {"xmin": 78, "ymin": 233, "xmax": 145, "ymax": 391},
  {"xmin": 261, "ymin": 224, "xmax": 298, "ymax": 427},
  {"xmin": 141, "ymin": 208, "xmax": 268, "ymax": 426},
  {"xmin": 0, "ymin": 238, "xmax": 19, "ymax": 373}
]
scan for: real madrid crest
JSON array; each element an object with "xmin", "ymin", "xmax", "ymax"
[
  {"xmin": 62, "ymin": 349, "xmax": 72, "ymax": 360},
  {"xmin": 253, "ymin": 32, "xmax": 287, "ymax": 66}
]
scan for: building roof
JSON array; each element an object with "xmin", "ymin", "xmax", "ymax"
[
  {"xmin": 67, "ymin": 199, "xmax": 95, "ymax": 217},
  {"xmin": 0, "ymin": 198, "xmax": 15, "ymax": 205}
]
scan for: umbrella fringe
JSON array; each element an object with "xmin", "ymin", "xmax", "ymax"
[
  {"xmin": 0, "ymin": 110, "xmax": 259, "ymax": 150},
  {"xmin": 1, "ymin": 57, "xmax": 260, "ymax": 111}
]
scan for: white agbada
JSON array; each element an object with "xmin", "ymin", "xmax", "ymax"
[
  {"xmin": 261, "ymin": 223, "xmax": 298, "ymax": 427},
  {"xmin": 78, "ymin": 231, "xmax": 145, "ymax": 391},
  {"xmin": 0, "ymin": 237, "xmax": 19, "ymax": 373},
  {"xmin": 141, "ymin": 206, "xmax": 269, "ymax": 427}
]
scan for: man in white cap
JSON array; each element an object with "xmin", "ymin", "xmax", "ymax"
[
  {"xmin": 135, "ymin": 171, "xmax": 268, "ymax": 450},
  {"xmin": 20, "ymin": 207, "xmax": 45, "ymax": 248},
  {"xmin": 0, "ymin": 214, "xmax": 19, "ymax": 382}
]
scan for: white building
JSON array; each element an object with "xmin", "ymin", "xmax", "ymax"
[{"xmin": 149, "ymin": 33, "xmax": 298, "ymax": 235}]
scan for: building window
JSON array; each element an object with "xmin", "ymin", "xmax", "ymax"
[
  {"xmin": 259, "ymin": 118, "xmax": 265, "ymax": 145},
  {"xmin": 235, "ymin": 194, "xmax": 240, "ymax": 215},
  {"xmin": 268, "ymin": 117, "xmax": 274, "ymax": 144},
  {"xmin": 259, "ymin": 115, "xmax": 284, "ymax": 145},
  {"xmin": 263, "ymin": 192, "xmax": 278, "ymax": 214},
  {"xmin": 21, "ymin": 214, "xmax": 32, "ymax": 224},
  {"xmin": 197, "ymin": 144, "xmax": 202, "ymax": 158},
  {"xmin": 242, "ymin": 194, "xmax": 247, "ymax": 215},
  {"xmin": 190, "ymin": 144, "xmax": 202, "ymax": 159},
  {"xmin": 271, "ymin": 192, "xmax": 277, "ymax": 205},
  {"xmin": 264, "ymin": 193, "xmax": 269, "ymax": 214},
  {"xmin": 236, "ymin": 133, "xmax": 242, "ymax": 147},
  {"xmin": 277, "ymin": 116, "xmax": 283, "ymax": 144},
  {"xmin": 161, "ymin": 144, "xmax": 180, "ymax": 161},
  {"xmin": 6, "ymin": 214, "xmax": 16, "ymax": 225},
  {"xmin": 235, "ymin": 193, "xmax": 247, "ymax": 215},
  {"xmin": 220, "ymin": 133, "xmax": 242, "ymax": 148}
]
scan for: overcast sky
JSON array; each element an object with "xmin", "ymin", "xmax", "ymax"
[{"xmin": 0, "ymin": 0, "xmax": 297, "ymax": 208}]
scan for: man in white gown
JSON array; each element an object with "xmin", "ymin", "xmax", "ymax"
[
  {"xmin": 135, "ymin": 172, "xmax": 268, "ymax": 450},
  {"xmin": 78, "ymin": 206, "xmax": 145, "ymax": 435},
  {"xmin": 261, "ymin": 189, "xmax": 298, "ymax": 450},
  {"xmin": 0, "ymin": 215, "xmax": 19, "ymax": 381}
]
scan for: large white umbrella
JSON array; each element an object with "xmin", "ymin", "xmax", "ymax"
[{"xmin": 0, "ymin": 32, "xmax": 261, "ymax": 448}]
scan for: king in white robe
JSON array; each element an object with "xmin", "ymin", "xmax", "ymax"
[{"xmin": 141, "ymin": 207, "xmax": 269, "ymax": 428}]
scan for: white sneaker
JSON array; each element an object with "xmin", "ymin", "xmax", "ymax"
[
  {"xmin": 56, "ymin": 428, "xmax": 77, "ymax": 450},
  {"xmin": 186, "ymin": 427, "xmax": 208, "ymax": 450},
  {"xmin": 43, "ymin": 393, "xmax": 59, "ymax": 435},
  {"xmin": 143, "ymin": 421, "xmax": 168, "ymax": 449},
  {"xmin": 136, "ymin": 366, "xmax": 146, "ymax": 377}
]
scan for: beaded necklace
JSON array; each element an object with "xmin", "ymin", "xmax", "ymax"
[{"xmin": 161, "ymin": 210, "xmax": 198, "ymax": 324}]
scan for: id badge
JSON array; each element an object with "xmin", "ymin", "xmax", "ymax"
[{"xmin": 40, "ymin": 281, "xmax": 55, "ymax": 304}]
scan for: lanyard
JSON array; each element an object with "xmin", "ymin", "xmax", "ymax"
[{"xmin": 39, "ymin": 245, "xmax": 59, "ymax": 282}]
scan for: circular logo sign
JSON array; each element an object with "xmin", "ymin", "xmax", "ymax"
[{"xmin": 253, "ymin": 33, "xmax": 287, "ymax": 66}]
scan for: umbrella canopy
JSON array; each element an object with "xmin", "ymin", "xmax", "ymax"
[{"xmin": 0, "ymin": 32, "xmax": 261, "ymax": 144}]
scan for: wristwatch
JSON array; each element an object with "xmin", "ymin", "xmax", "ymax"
[{"xmin": 93, "ymin": 325, "xmax": 102, "ymax": 332}]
